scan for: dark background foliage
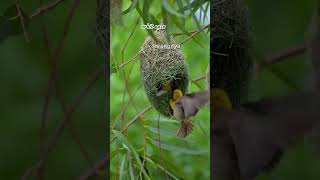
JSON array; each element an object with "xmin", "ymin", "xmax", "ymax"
[
  {"xmin": 110, "ymin": 0, "xmax": 210, "ymax": 179},
  {"xmin": 0, "ymin": 0, "xmax": 106, "ymax": 179}
]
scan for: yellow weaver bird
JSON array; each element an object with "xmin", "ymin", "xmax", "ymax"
[
  {"xmin": 156, "ymin": 80, "xmax": 172, "ymax": 97},
  {"xmin": 170, "ymin": 89, "xmax": 209, "ymax": 138}
]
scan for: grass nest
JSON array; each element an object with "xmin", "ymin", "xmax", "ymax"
[
  {"xmin": 211, "ymin": 0, "xmax": 253, "ymax": 107},
  {"xmin": 140, "ymin": 29, "xmax": 189, "ymax": 116}
]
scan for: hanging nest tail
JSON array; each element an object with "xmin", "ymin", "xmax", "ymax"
[
  {"xmin": 140, "ymin": 29, "xmax": 189, "ymax": 116},
  {"xmin": 211, "ymin": 0, "xmax": 253, "ymax": 107}
]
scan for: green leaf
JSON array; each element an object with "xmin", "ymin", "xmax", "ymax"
[
  {"xmin": 189, "ymin": 0, "xmax": 205, "ymax": 18},
  {"xmin": 169, "ymin": 14, "xmax": 205, "ymax": 48},
  {"xmin": 153, "ymin": 152, "xmax": 189, "ymax": 178},
  {"xmin": 179, "ymin": 0, "xmax": 207, "ymax": 13},
  {"xmin": 155, "ymin": 12, "xmax": 163, "ymax": 21},
  {"xmin": 149, "ymin": 14, "xmax": 159, "ymax": 25},
  {"xmin": 148, "ymin": 127, "xmax": 175, "ymax": 137},
  {"xmin": 133, "ymin": 3, "xmax": 158, "ymax": 42},
  {"xmin": 128, "ymin": 159, "xmax": 135, "ymax": 180},
  {"xmin": 113, "ymin": 130, "xmax": 151, "ymax": 180},
  {"xmin": 144, "ymin": 157, "xmax": 180, "ymax": 180},
  {"xmin": 122, "ymin": 0, "xmax": 140, "ymax": 15},
  {"xmin": 170, "ymin": 14, "xmax": 187, "ymax": 33},
  {"xmin": 142, "ymin": 0, "xmax": 153, "ymax": 23},
  {"xmin": 119, "ymin": 153, "xmax": 127, "ymax": 180},
  {"xmin": 110, "ymin": 149, "xmax": 122, "ymax": 161},
  {"xmin": 161, "ymin": 0, "xmax": 186, "ymax": 18},
  {"xmin": 151, "ymin": 139, "xmax": 208, "ymax": 155}
]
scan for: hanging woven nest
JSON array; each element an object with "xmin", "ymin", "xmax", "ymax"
[
  {"xmin": 211, "ymin": 0, "xmax": 253, "ymax": 107},
  {"xmin": 140, "ymin": 29, "xmax": 189, "ymax": 116}
]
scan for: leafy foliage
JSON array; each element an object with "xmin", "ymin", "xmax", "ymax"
[{"xmin": 110, "ymin": 0, "xmax": 210, "ymax": 179}]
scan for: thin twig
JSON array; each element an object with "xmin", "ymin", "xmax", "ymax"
[
  {"xmin": 193, "ymin": 75, "xmax": 206, "ymax": 82},
  {"xmin": 172, "ymin": 29, "xmax": 198, "ymax": 36},
  {"xmin": 33, "ymin": 0, "xmax": 82, "ymax": 177},
  {"xmin": 117, "ymin": 53, "xmax": 139, "ymax": 69},
  {"xmin": 85, "ymin": 106, "xmax": 151, "ymax": 180},
  {"xmin": 139, "ymin": 119, "xmax": 147, "ymax": 178},
  {"xmin": 179, "ymin": 24, "xmax": 210, "ymax": 45},
  {"xmin": 157, "ymin": 113, "xmax": 169, "ymax": 180},
  {"xmin": 121, "ymin": 18, "xmax": 140, "ymax": 63},
  {"xmin": 30, "ymin": 0, "xmax": 66, "ymax": 19},
  {"xmin": 118, "ymin": 18, "xmax": 141, "ymax": 132},
  {"xmin": 256, "ymin": 43, "xmax": 307, "ymax": 91},
  {"xmin": 44, "ymin": 67, "xmax": 103, "ymax": 161},
  {"xmin": 15, "ymin": 1, "xmax": 30, "ymax": 42},
  {"xmin": 37, "ymin": 54, "xmax": 51, "ymax": 180},
  {"xmin": 22, "ymin": 67, "xmax": 103, "ymax": 179},
  {"xmin": 121, "ymin": 60, "xmax": 140, "ymax": 115},
  {"xmin": 78, "ymin": 154, "xmax": 109, "ymax": 180},
  {"xmin": 54, "ymin": 83, "xmax": 95, "ymax": 169},
  {"xmin": 110, "ymin": 105, "xmax": 152, "ymax": 144},
  {"xmin": 190, "ymin": 75, "xmax": 207, "ymax": 89},
  {"xmin": 263, "ymin": 43, "xmax": 307, "ymax": 66},
  {"xmin": 111, "ymin": 52, "xmax": 119, "ymax": 73},
  {"xmin": 111, "ymin": 83, "xmax": 143, "ymax": 130},
  {"xmin": 37, "ymin": 0, "xmax": 51, "ymax": 177}
]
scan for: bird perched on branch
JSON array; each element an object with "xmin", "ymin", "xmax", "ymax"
[{"xmin": 169, "ymin": 89, "xmax": 209, "ymax": 138}]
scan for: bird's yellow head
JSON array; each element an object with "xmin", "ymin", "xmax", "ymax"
[
  {"xmin": 169, "ymin": 89, "xmax": 183, "ymax": 109},
  {"xmin": 211, "ymin": 88, "xmax": 232, "ymax": 112},
  {"xmin": 173, "ymin": 89, "xmax": 183, "ymax": 100}
]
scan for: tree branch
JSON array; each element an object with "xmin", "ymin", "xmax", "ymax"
[{"xmin": 30, "ymin": 0, "xmax": 66, "ymax": 19}]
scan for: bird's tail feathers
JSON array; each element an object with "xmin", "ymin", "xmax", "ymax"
[{"xmin": 177, "ymin": 119, "xmax": 193, "ymax": 138}]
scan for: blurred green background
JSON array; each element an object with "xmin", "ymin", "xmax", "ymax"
[
  {"xmin": 248, "ymin": 0, "xmax": 320, "ymax": 179},
  {"xmin": 110, "ymin": 0, "xmax": 210, "ymax": 179},
  {"xmin": 247, "ymin": 0, "xmax": 314, "ymax": 98},
  {"xmin": 0, "ymin": 0, "xmax": 106, "ymax": 179}
]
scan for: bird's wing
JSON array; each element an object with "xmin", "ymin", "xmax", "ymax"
[
  {"xmin": 215, "ymin": 93, "xmax": 320, "ymax": 179},
  {"xmin": 180, "ymin": 90, "xmax": 210, "ymax": 117},
  {"xmin": 156, "ymin": 90, "xmax": 168, "ymax": 97}
]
